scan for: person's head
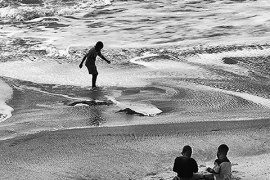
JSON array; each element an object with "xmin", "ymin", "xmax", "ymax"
[
  {"xmin": 217, "ymin": 144, "xmax": 229, "ymax": 157},
  {"xmin": 181, "ymin": 145, "xmax": 192, "ymax": 157},
  {"xmin": 95, "ymin": 41, "xmax": 104, "ymax": 51}
]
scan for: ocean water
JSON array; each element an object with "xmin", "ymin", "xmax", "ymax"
[{"xmin": 0, "ymin": 0, "xmax": 270, "ymax": 139}]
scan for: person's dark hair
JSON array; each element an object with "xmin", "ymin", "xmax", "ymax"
[
  {"xmin": 182, "ymin": 145, "xmax": 192, "ymax": 156},
  {"xmin": 96, "ymin": 41, "xmax": 104, "ymax": 49},
  {"xmin": 218, "ymin": 144, "xmax": 229, "ymax": 154}
]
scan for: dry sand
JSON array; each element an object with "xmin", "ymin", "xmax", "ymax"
[{"xmin": 0, "ymin": 120, "xmax": 269, "ymax": 180}]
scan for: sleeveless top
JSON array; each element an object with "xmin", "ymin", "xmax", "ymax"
[{"xmin": 85, "ymin": 47, "xmax": 98, "ymax": 67}]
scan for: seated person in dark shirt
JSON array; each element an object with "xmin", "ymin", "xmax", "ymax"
[{"xmin": 173, "ymin": 145, "xmax": 204, "ymax": 180}]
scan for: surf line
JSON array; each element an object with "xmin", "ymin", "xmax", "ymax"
[
  {"xmin": 129, "ymin": 52, "xmax": 159, "ymax": 66},
  {"xmin": 198, "ymin": 85, "xmax": 270, "ymax": 109}
]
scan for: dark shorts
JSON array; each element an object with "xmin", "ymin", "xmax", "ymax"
[{"xmin": 86, "ymin": 65, "xmax": 98, "ymax": 75}]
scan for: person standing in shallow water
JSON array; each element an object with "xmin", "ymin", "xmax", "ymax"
[{"xmin": 79, "ymin": 41, "xmax": 111, "ymax": 88}]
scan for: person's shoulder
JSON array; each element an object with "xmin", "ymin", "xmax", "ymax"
[
  {"xmin": 175, "ymin": 156, "xmax": 187, "ymax": 161},
  {"xmin": 86, "ymin": 47, "xmax": 96, "ymax": 55},
  {"xmin": 215, "ymin": 157, "xmax": 230, "ymax": 165},
  {"xmin": 175, "ymin": 156, "xmax": 182, "ymax": 160},
  {"xmin": 190, "ymin": 157, "xmax": 198, "ymax": 163},
  {"xmin": 89, "ymin": 46, "xmax": 95, "ymax": 52}
]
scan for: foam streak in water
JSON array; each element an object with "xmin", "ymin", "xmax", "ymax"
[
  {"xmin": 106, "ymin": 95, "xmax": 162, "ymax": 116},
  {"xmin": 129, "ymin": 52, "xmax": 159, "ymax": 67}
]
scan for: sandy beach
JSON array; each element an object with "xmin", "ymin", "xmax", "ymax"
[{"xmin": 0, "ymin": 117, "xmax": 270, "ymax": 180}]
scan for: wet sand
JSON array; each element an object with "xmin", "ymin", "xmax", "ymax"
[{"xmin": 0, "ymin": 120, "xmax": 270, "ymax": 180}]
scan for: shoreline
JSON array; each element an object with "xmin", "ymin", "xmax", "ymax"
[{"xmin": 3, "ymin": 117, "xmax": 270, "ymax": 141}]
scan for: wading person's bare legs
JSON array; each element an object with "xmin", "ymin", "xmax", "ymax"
[{"xmin": 92, "ymin": 74, "xmax": 98, "ymax": 88}]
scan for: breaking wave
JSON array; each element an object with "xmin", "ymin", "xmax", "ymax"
[{"xmin": 0, "ymin": 0, "xmax": 112, "ymax": 21}]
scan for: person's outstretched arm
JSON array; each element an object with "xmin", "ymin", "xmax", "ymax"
[
  {"xmin": 98, "ymin": 52, "xmax": 110, "ymax": 64},
  {"xmin": 79, "ymin": 54, "xmax": 87, "ymax": 68}
]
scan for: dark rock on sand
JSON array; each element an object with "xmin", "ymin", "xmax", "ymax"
[
  {"xmin": 117, "ymin": 108, "xmax": 145, "ymax": 116},
  {"xmin": 68, "ymin": 100, "xmax": 113, "ymax": 106}
]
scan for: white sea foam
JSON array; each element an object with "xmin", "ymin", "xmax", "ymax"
[
  {"xmin": 185, "ymin": 48, "xmax": 270, "ymax": 77},
  {"xmin": 0, "ymin": 61, "xmax": 149, "ymax": 88},
  {"xmin": 130, "ymin": 53, "xmax": 191, "ymax": 70},
  {"xmin": 0, "ymin": 79, "xmax": 13, "ymax": 122},
  {"xmin": 130, "ymin": 52, "xmax": 223, "ymax": 80},
  {"xmin": 129, "ymin": 52, "xmax": 159, "ymax": 65},
  {"xmin": 106, "ymin": 96, "xmax": 162, "ymax": 116},
  {"xmin": 0, "ymin": 30, "xmax": 23, "ymax": 38}
]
